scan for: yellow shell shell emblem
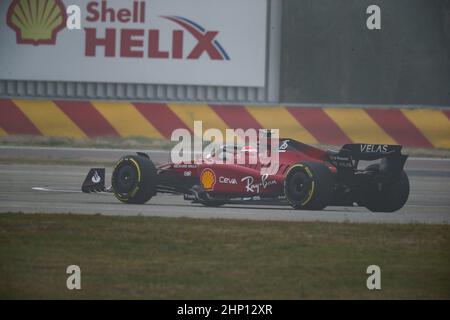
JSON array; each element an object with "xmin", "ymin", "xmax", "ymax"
[
  {"xmin": 7, "ymin": 0, "xmax": 67, "ymax": 46},
  {"xmin": 200, "ymin": 168, "xmax": 216, "ymax": 191}
]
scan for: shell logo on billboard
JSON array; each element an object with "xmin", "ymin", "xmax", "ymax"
[
  {"xmin": 200, "ymin": 168, "xmax": 216, "ymax": 191},
  {"xmin": 6, "ymin": 0, "xmax": 67, "ymax": 46},
  {"xmin": 0, "ymin": 0, "xmax": 267, "ymax": 87}
]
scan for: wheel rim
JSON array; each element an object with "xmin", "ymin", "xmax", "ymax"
[
  {"xmin": 114, "ymin": 163, "xmax": 138, "ymax": 194},
  {"xmin": 287, "ymin": 171, "xmax": 311, "ymax": 203}
]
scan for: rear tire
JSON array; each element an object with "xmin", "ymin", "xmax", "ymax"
[
  {"xmin": 112, "ymin": 155, "xmax": 157, "ymax": 204},
  {"xmin": 363, "ymin": 164, "xmax": 409, "ymax": 212},
  {"xmin": 284, "ymin": 162, "xmax": 334, "ymax": 210}
]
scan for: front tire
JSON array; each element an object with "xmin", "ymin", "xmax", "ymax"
[
  {"xmin": 112, "ymin": 155, "xmax": 157, "ymax": 204},
  {"xmin": 284, "ymin": 162, "xmax": 334, "ymax": 210}
]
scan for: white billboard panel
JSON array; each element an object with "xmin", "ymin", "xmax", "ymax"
[{"xmin": 0, "ymin": 0, "xmax": 267, "ymax": 87}]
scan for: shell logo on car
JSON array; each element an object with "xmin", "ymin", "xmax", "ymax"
[
  {"xmin": 7, "ymin": 0, "xmax": 67, "ymax": 46},
  {"xmin": 200, "ymin": 168, "xmax": 216, "ymax": 191}
]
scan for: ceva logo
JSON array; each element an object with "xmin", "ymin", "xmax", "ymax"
[{"xmin": 7, "ymin": 0, "xmax": 67, "ymax": 46}]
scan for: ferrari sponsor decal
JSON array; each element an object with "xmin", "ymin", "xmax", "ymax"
[
  {"xmin": 360, "ymin": 144, "xmax": 388, "ymax": 153},
  {"xmin": 241, "ymin": 174, "xmax": 277, "ymax": 193},
  {"xmin": 329, "ymin": 155, "xmax": 351, "ymax": 161},
  {"xmin": 279, "ymin": 140, "xmax": 289, "ymax": 151},
  {"xmin": 174, "ymin": 164, "xmax": 198, "ymax": 168},
  {"xmin": 200, "ymin": 168, "xmax": 216, "ymax": 191},
  {"xmin": 219, "ymin": 176, "xmax": 237, "ymax": 185},
  {"xmin": 328, "ymin": 155, "xmax": 353, "ymax": 168},
  {"xmin": 91, "ymin": 170, "xmax": 101, "ymax": 183},
  {"xmin": 183, "ymin": 170, "xmax": 192, "ymax": 177}
]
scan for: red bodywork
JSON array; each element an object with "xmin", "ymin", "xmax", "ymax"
[
  {"xmin": 156, "ymin": 139, "xmax": 337, "ymax": 198},
  {"xmin": 81, "ymin": 138, "xmax": 409, "ymax": 211}
]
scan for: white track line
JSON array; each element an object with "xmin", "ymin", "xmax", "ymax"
[{"xmin": 32, "ymin": 187, "xmax": 82, "ymax": 193}]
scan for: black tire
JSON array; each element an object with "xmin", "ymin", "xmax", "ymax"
[
  {"xmin": 284, "ymin": 162, "xmax": 334, "ymax": 210},
  {"xmin": 112, "ymin": 155, "xmax": 157, "ymax": 204},
  {"xmin": 362, "ymin": 164, "xmax": 409, "ymax": 212}
]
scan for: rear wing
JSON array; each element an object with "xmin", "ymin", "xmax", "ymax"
[
  {"xmin": 339, "ymin": 144, "xmax": 402, "ymax": 161},
  {"xmin": 331, "ymin": 144, "xmax": 408, "ymax": 176}
]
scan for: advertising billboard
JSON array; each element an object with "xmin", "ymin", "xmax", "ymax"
[{"xmin": 0, "ymin": 0, "xmax": 267, "ymax": 87}]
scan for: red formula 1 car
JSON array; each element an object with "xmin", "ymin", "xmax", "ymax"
[{"xmin": 82, "ymin": 139, "xmax": 410, "ymax": 212}]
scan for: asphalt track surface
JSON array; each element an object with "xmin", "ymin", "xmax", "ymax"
[{"xmin": 0, "ymin": 146, "xmax": 449, "ymax": 224}]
